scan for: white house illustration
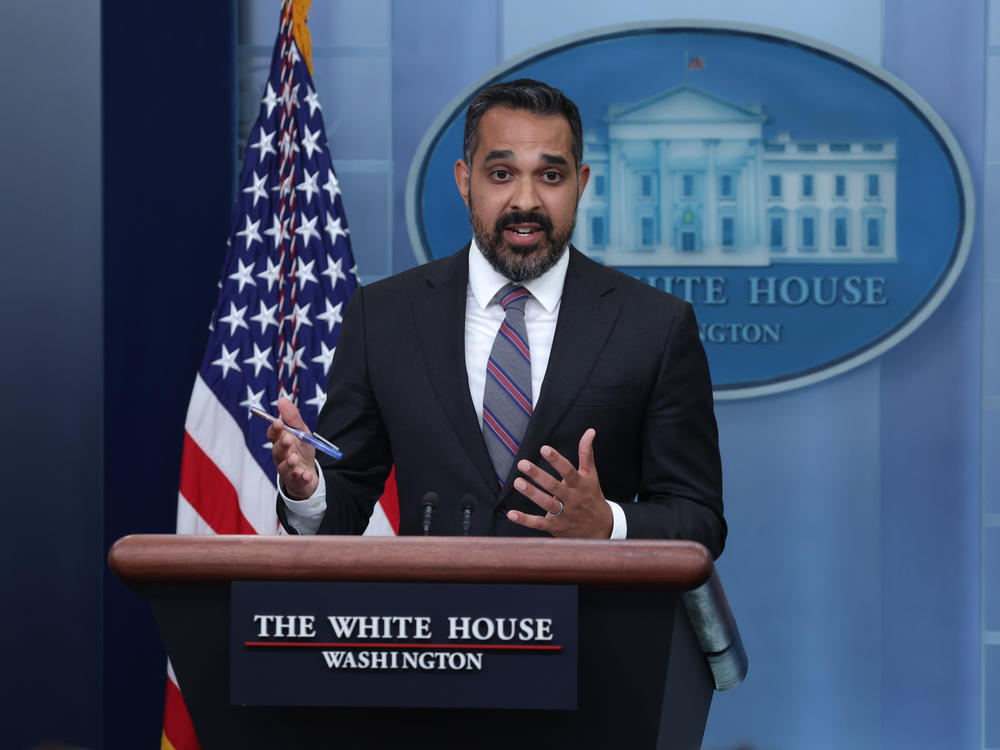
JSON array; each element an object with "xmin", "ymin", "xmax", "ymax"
[{"xmin": 575, "ymin": 85, "xmax": 897, "ymax": 266}]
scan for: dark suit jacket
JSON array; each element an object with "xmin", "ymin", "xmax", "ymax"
[{"xmin": 278, "ymin": 246, "xmax": 726, "ymax": 557}]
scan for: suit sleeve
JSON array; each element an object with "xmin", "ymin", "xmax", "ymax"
[
  {"xmin": 275, "ymin": 286, "xmax": 393, "ymax": 534},
  {"xmin": 621, "ymin": 301, "xmax": 726, "ymax": 557}
]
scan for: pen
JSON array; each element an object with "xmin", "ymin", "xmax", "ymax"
[{"xmin": 248, "ymin": 405, "xmax": 343, "ymax": 460}]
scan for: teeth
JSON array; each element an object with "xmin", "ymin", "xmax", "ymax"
[{"xmin": 513, "ymin": 228, "xmax": 532, "ymax": 235}]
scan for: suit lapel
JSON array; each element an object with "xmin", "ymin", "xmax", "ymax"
[
  {"xmin": 501, "ymin": 249, "xmax": 620, "ymax": 501},
  {"xmin": 412, "ymin": 246, "xmax": 499, "ymax": 497}
]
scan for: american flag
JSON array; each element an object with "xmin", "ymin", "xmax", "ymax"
[
  {"xmin": 163, "ymin": 3, "xmax": 396, "ymax": 747},
  {"xmin": 686, "ymin": 55, "xmax": 706, "ymax": 71}
]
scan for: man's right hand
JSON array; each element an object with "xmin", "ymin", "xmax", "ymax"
[{"xmin": 269, "ymin": 397, "xmax": 319, "ymax": 500}]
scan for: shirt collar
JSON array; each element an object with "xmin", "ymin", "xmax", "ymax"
[{"xmin": 468, "ymin": 237, "xmax": 568, "ymax": 314}]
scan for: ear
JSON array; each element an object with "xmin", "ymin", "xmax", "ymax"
[
  {"xmin": 577, "ymin": 163, "xmax": 591, "ymax": 198},
  {"xmin": 454, "ymin": 159, "xmax": 471, "ymax": 207}
]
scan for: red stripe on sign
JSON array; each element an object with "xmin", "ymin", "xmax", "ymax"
[
  {"xmin": 179, "ymin": 431, "xmax": 256, "ymax": 535},
  {"xmin": 245, "ymin": 641, "xmax": 562, "ymax": 651},
  {"xmin": 162, "ymin": 675, "xmax": 202, "ymax": 750}
]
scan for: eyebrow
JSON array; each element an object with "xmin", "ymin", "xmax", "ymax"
[
  {"xmin": 483, "ymin": 149, "xmax": 514, "ymax": 163},
  {"xmin": 481, "ymin": 150, "xmax": 569, "ymax": 167},
  {"xmin": 540, "ymin": 153, "xmax": 568, "ymax": 166}
]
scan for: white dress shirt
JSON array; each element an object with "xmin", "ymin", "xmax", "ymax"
[{"xmin": 282, "ymin": 241, "xmax": 626, "ymax": 538}]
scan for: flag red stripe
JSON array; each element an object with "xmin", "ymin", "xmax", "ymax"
[
  {"xmin": 179, "ymin": 431, "xmax": 256, "ymax": 535},
  {"xmin": 382, "ymin": 466, "xmax": 400, "ymax": 533},
  {"xmin": 162, "ymin": 675, "xmax": 201, "ymax": 750}
]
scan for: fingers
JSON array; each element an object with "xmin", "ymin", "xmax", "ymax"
[
  {"xmin": 577, "ymin": 428, "xmax": 597, "ymax": 475},
  {"xmin": 267, "ymin": 400, "xmax": 319, "ymax": 499},
  {"xmin": 277, "ymin": 449, "xmax": 318, "ymax": 500},
  {"xmin": 532, "ymin": 444, "xmax": 581, "ymax": 488},
  {"xmin": 266, "ymin": 419, "xmax": 285, "ymax": 444},
  {"xmin": 524, "ymin": 428, "xmax": 596, "ymax": 484},
  {"xmin": 273, "ymin": 433, "xmax": 318, "ymax": 499},
  {"xmin": 269, "ymin": 423, "xmax": 300, "ymax": 459},
  {"xmin": 506, "ymin": 508, "xmax": 549, "ymax": 530},
  {"xmin": 506, "ymin": 428, "xmax": 609, "ymax": 538},
  {"xmin": 277, "ymin": 448, "xmax": 312, "ymax": 481},
  {"xmin": 516, "ymin": 458, "xmax": 562, "ymax": 495},
  {"xmin": 276, "ymin": 397, "xmax": 309, "ymax": 432},
  {"xmin": 512, "ymin": 468, "xmax": 563, "ymax": 516}
]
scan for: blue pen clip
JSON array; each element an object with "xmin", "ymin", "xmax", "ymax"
[{"xmin": 248, "ymin": 405, "xmax": 343, "ymax": 460}]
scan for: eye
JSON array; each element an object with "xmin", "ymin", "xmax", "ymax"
[
  {"xmin": 490, "ymin": 169, "xmax": 511, "ymax": 181},
  {"xmin": 541, "ymin": 171, "xmax": 563, "ymax": 182}
]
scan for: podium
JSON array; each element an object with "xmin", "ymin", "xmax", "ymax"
[{"xmin": 110, "ymin": 535, "xmax": 746, "ymax": 749}]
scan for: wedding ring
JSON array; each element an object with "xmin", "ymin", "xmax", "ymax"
[{"xmin": 550, "ymin": 500, "xmax": 564, "ymax": 517}]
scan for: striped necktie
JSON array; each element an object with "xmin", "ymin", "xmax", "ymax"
[{"xmin": 482, "ymin": 284, "xmax": 532, "ymax": 488}]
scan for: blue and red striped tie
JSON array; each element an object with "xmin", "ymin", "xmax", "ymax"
[{"xmin": 482, "ymin": 284, "xmax": 532, "ymax": 487}]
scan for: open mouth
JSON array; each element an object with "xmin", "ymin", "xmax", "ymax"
[
  {"xmin": 496, "ymin": 212, "xmax": 552, "ymax": 249},
  {"xmin": 503, "ymin": 224, "xmax": 544, "ymax": 247}
]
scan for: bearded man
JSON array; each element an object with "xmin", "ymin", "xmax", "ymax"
[{"xmin": 269, "ymin": 79, "xmax": 725, "ymax": 557}]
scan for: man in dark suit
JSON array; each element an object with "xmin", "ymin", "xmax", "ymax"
[{"xmin": 270, "ymin": 79, "xmax": 725, "ymax": 557}]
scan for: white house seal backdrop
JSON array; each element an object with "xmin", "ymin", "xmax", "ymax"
[{"xmin": 407, "ymin": 22, "xmax": 974, "ymax": 399}]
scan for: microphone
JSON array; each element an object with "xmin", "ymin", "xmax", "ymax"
[
  {"xmin": 421, "ymin": 491, "xmax": 439, "ymax": 536},
  {"xmin": 460, "ymin": 494, "xmax": 477, "ymax": 536}
]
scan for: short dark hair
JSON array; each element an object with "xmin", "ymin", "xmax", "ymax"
[{"xmin": 462, "ymin": 78, "xmax": 583, "ymax": 169}]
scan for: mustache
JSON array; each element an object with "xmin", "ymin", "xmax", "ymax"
[{"xmin": 494, "ymin": 210, "xmax": 554, "ymax": 235}]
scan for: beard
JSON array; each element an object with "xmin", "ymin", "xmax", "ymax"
[{"xmin": 468, "ymin": 197, "xmax": 576, "ymax": 283}]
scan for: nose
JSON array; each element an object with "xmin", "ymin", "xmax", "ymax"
[{"xmin": 510, "ymin": 177, "xmax": 542, "ymax": 213}]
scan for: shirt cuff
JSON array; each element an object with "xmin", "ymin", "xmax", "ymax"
[
  {"xmin": 279, "ymin": 461, "xmax": 327, "ymax": 534},
  {"xmin": 606, "ymin": 499, "xmax": 627, "ymax": 539}
]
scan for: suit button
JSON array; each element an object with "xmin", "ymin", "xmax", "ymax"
[{"xmin": 494, "ymin": 504, "xmax": 508, "ymax": 519}]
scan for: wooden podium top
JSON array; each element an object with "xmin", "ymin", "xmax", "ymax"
[{"xmin": 109, "ymin": 535, "xmax": 714, "ymax": 590}]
